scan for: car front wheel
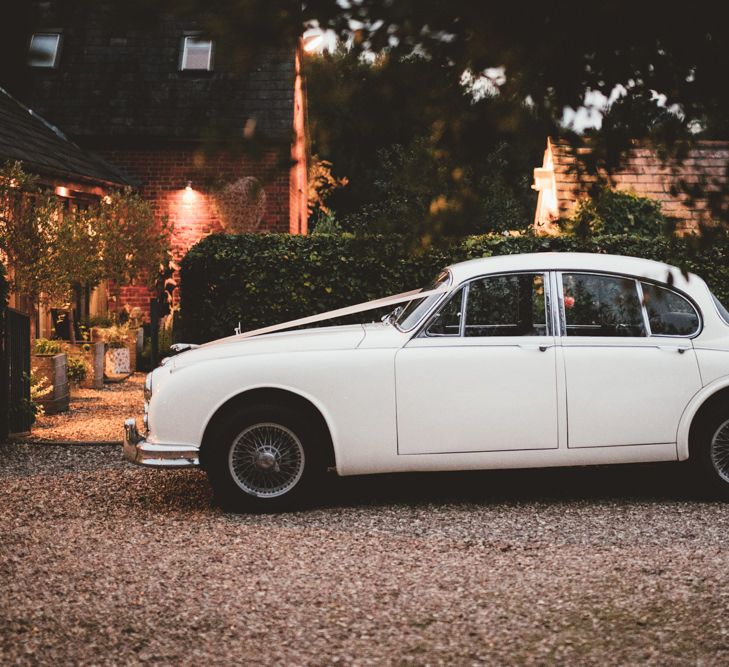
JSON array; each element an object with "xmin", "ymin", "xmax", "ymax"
[{"xmin": 206, "ymin": 404, "xmax": 326, "ymax": 512}]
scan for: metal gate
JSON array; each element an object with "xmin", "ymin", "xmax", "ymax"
[{"xmin": 1, "ymin": 307, "xmax": 31, "ymax": 439}]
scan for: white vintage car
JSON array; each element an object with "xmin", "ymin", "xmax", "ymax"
[{"xmin": 124, "ymin": 252, "xmax": 729, "ymax": 510}]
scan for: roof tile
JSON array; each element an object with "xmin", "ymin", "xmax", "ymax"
[{"xmin": 0, "ymin": 87, "xmax": 129, "ymax": 186}]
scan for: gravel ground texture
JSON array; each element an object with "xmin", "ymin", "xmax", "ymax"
[
  {"xmin": 2, "ymin": 442, "xmax": 729, "ymax": 666},
  {"xmin": 21, "ymin": 374, "xmax": 145, "ymax": 443}
]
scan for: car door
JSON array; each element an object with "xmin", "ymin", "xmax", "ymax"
[
  {"xmin": 558, "ymin": 272, "xmax": 703, "ymax": 448},
  {"xmin": 395, "ymin": 272, "xmax": 559, "ymax": 455}
]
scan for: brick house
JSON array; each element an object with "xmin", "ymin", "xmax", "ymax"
[
  {"xmin": 532, "ymin": 137, "xmax": 729, "ymax": 234},
  {"xmin": 0, "ymin": 85, "xmax": 129, "ymax": 336},
  {"xmin": 4, "ymin": 1, "xmax": 307, "ymax": 316}
]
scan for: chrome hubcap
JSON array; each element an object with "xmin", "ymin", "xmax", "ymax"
[
  {"xmin": 228, "ymin": 422, "xmax": 305, "ymax": 498},
  {"xmin": 711, "ymin": 418, "xmax": 729, "ymax": 484},
  {"xmin": 255, "ymin": 451, "xmax": 278, "ymax": 472}
]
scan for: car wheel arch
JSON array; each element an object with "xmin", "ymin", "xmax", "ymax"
[
  {"xmin": 679, "ymin": 381, "xmax": 729, "ymax": 461},
  {"xmin": 198, "ymin": 387, "xmax": 337, "ymax": 472}
]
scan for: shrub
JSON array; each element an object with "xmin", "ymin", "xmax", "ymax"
[
  {"xmin": 95, "ymin": 323, "xmax": 131, "ymax": 349},
  {"xmin": 139, "ymin": 312, "xmax": 181, "ymax": 371},
  {"xmin": 567, "ymin": 189, "xmax": 674, "ymax": 236},
  {"xmin": 33, "ymin": 338, "xmax": 65, "ymax": 355},
  {"xmin": 181, "ymin": 234, "xmax": 449, "ymax": 342},
  {"xmin": 11, "ymin": 372, "xmax": 52, "ymax": 427},
  {"xmin": 66, "ymin": 355, "xmax": 88, "ymax": 383},
  {"xmin": 180, "ymin": 232, "xmax": 729, "ymax": 344}
]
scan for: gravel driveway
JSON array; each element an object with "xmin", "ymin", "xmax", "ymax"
[
  {"xmin": 22, "ymin": 374, "xmax": 145, "ymax": 443},
  {"xmin": 2, "ymin": 443, "xmax": 729, "ymax": 666}
]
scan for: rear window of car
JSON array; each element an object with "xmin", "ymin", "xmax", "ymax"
[
  {"xmin": 562, "ymin": 273, "xmax": 646, "ymax": 337},
  {"xmin": 713, "ymin": 293, "xmax": 729, "ymax": 325},
  {"xmin": 641, "ymin": 282, "xmax": 700, "ymax": 336}
]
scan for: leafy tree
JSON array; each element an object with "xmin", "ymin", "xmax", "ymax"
[
  {"xmin": 0, "ymin": 162, "xmax": 171, "ymax": 330},
  {"xmin": 305, "ymin": 50, "xmax": 547, "ymax": 237},
  {"xmin": 0, "ymin": 162, "xmax": 74, "ymax": 314},
  {"xmin": 92, "ymin": 188, "xmax": 172, "ymax": 301},
  {"xmin": 345, "ymin": 138, "xmax": 531, "ymax": 238},
  {"xmin": 301, "ymin": 0, "xmax": 729, "ymax": 229}
]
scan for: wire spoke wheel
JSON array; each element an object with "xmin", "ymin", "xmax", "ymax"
[
  {"xmin": 228, "ymin": 422, "xmax": 305, "ymax": 498},
  {"xmin": 710, "ymin": 418, "xmax": 729, "ymax": 485}
]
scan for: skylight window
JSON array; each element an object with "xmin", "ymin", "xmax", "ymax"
[
  {"xmin": 28, "ymin": 33, "xmax": 61, "ymax": 68},
  {"xmin": 180, "ymin": 36, "xmax": 214, "ymax": 71}
]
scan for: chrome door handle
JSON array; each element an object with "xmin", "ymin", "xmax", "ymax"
[
  {"xmin": 517, "ymin": 344, "xmax": 551, "ymax": 352},
  {"xmin": 655, "ymin": 345, "xmax": 691, "ymax": 354}
]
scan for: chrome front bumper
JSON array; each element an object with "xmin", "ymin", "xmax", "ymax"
[{"xmin": 123, "ymin": 418, "xmax": 200, "ymax": 468}]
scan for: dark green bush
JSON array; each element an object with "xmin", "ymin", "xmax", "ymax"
[
  {"xmin": 568, "ymin": 188, "xmax": 673, "ymax": 236},
  {"xmin": 180, "ymin": 232, "xmax": 729, "ymax": 343}
]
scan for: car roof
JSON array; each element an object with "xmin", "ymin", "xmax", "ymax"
[{"xmin": 446, "ymin": 252, "xmax": 698, "ymax": 291}]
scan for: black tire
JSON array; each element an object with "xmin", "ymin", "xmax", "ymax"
[
  {"xmin": 691, "ymin": 404, "xmax": 729, "ymax": 500},
  {"xmin": 205, "ymin": 403, "xmax": 328, "ymax": 513}
]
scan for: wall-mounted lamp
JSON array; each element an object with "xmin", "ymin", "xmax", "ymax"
[
  {"xmin": 183, "ymin": 180, "xmax": 195, "ymax": 203},
  {"xmin": 55, "ymin": 186, "xmax": 70, "ymax": 197}
]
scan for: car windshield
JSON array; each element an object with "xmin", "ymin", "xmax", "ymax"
[{"xmin": 392, "ymin": 272, "xmax": 450, "ymax": 331}]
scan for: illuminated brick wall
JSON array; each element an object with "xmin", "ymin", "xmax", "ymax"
[{"xmin": 100, "ymin": 145, "xmax": 297, "ymax": 314}]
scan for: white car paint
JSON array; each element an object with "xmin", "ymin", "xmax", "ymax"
[
  {"xmin": 142, "ymin": 252, "xmax": 729, "ymax": 476},
  {"xmin": 395, "ymin": 337, "xmax": 560, "ymax": 454}
]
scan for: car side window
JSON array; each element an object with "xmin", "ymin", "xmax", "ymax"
[
  {"xmin": 464, "ymin": 273, "xmax": 547, "ymax": 337},
  {"xmin": 562, "ymin": 273, "xmax": 645, "ymax": 337},
  {"xmin": 640, "ymin": 282, "xmax": 699, "ymax": 336},
  {"xmin": 425, "ymin": 288, "xmax": 464, "ymax": 336}
]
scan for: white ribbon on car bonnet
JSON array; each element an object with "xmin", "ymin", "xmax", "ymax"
[{"xmin": 227, "ymin": 286, "xmax": 449, "ymax": 341}]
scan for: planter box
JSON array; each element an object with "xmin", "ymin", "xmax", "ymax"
[
  {"xmin": 32, "ymin": 353, "xmax": 69, "ymax": 414},
  {"xmin": 127, "ymin": 327, "xmax": 140, "ymax": 371},
  {"xmin": 105, "ymin": 347, "xmax": 131, "ymax": 375},
  {"xmin": 92, "ymin": 326, "xmax": 140, "ymax": 373},
  {"xmin": 67, "ymin": 342, "xmax": 104, "ymax": 389}
]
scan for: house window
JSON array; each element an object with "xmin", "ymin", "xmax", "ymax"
[
  {"xmin": 180, "ymin": 36, "xmax": 214, "ymax": 71},
  {"xmin": 28, "ymin": 33, "xmax": 61, "ymax": 68}
]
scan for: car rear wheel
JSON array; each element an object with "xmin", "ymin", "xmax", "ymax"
[
  {"xmin": 206, "ymin": 403, "xmax": 327, "ymax": 512},
  {"xmin": 693, "ymin": 406, "xmax": 729, "ymax": 499}
]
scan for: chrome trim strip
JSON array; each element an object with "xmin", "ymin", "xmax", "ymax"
[
  {"xmin": 544, "ymin": 271, "xmax": 554, "ymax": 337},
  {"xmin": 635, "ymin": 279, "xmax": 652, "ymax": 336},
  {"xmin": 123, "ymin": 418, "xmax": 200, "ymax": 468},
  {"xmin": 460, "ymin": 283, "xmax": 470, "ymax": 337},
  {"xmin": 554, "ymin": 270, "xmax": 566, "ymax": 337}
]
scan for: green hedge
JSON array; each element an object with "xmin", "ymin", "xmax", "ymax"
[{"xmin": 180, "ymin": 233, "xmax": 729, "ymax": 343}]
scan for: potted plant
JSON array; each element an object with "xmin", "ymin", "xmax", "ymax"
[
  {"xmin": 31, "ymin": 338, "xmax": 70, "ymax": 413},
  {"xmin": 66, "ymin": 355, "xmax": 89, "ymax": 389},
  {"xmin": 97, "ymin": 322, "xmax": 132, "ymax": 375}
]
